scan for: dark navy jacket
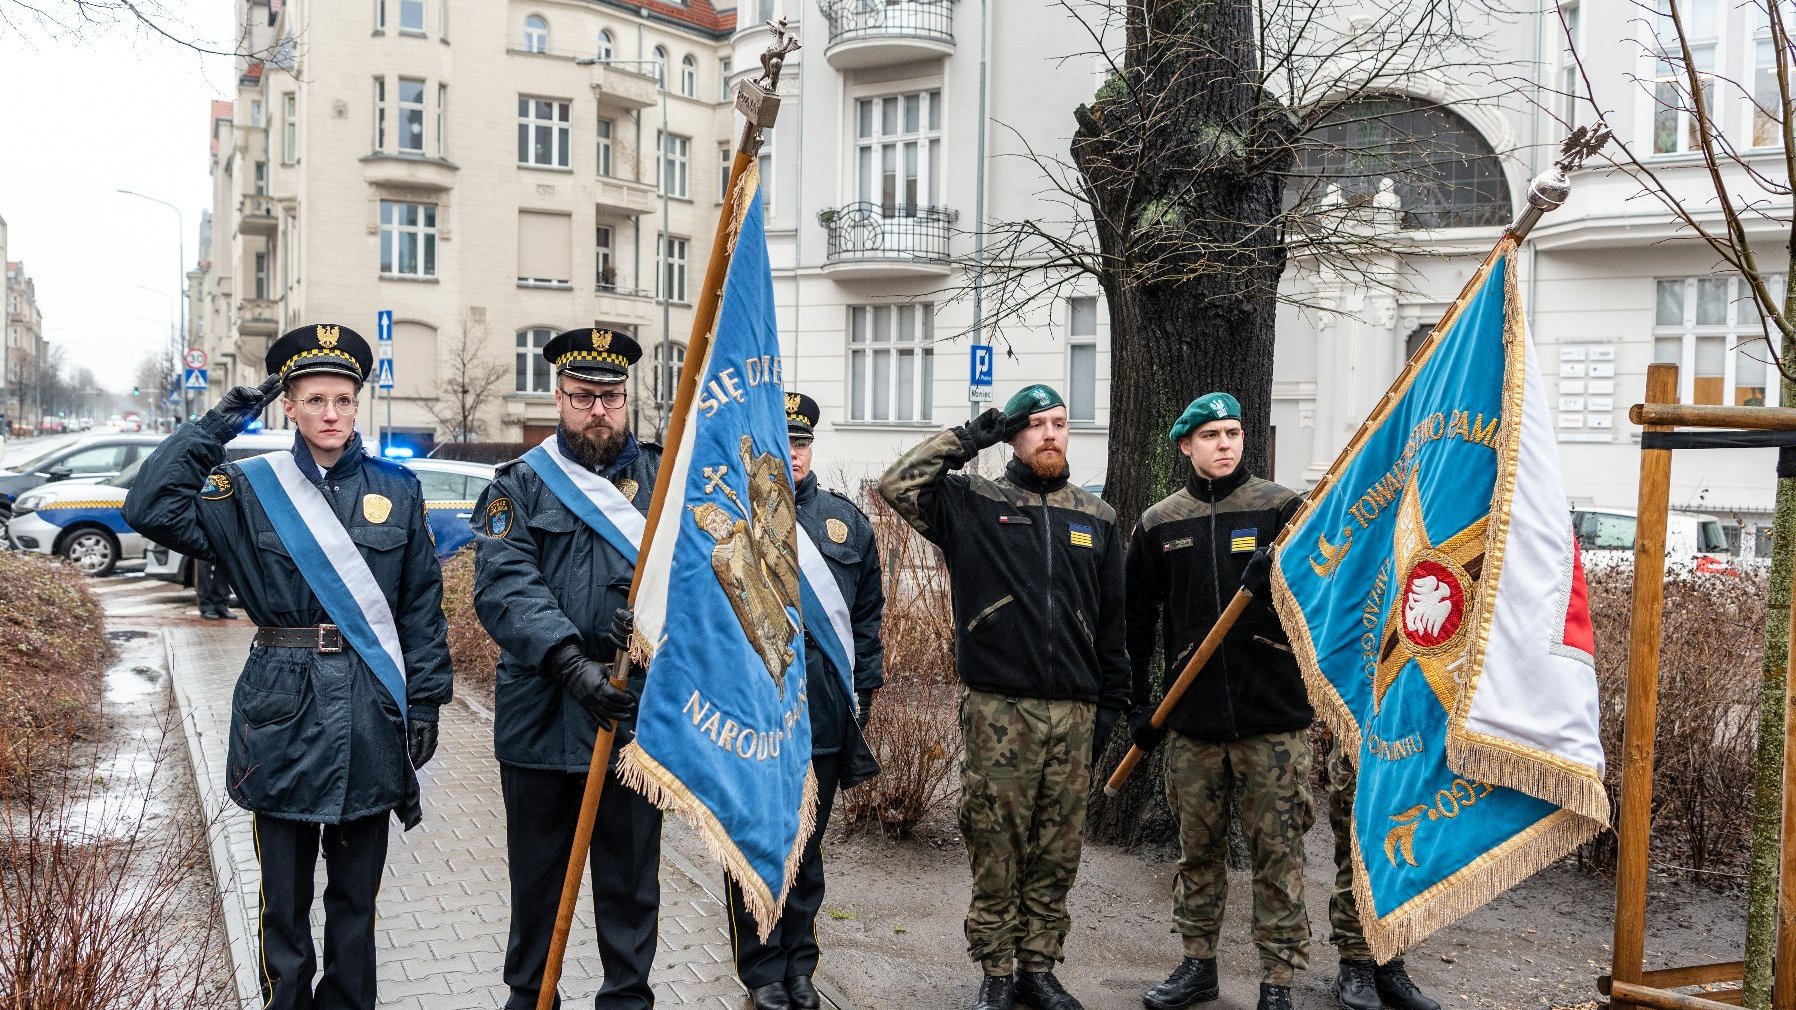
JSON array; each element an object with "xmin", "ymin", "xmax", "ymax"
[
  {"xmin": 793, "ymin": 472, "xmax": 884, "ymax": 759},
  {"xmin": 124, "ymin": 426, "xmax": 453, "ymax": 827},
  {"xmin": 471, "ymin": 432, "xmax": 660, "ymax": 772}
]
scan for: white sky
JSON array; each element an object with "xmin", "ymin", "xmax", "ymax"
[{"xmin": 0, "ymin": 2, "xmax": 232, "ymax": 393}]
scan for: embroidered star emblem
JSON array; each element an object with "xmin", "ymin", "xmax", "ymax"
[{"xmin": 1372, "ymin": 468, "xmax": 1487, "ymax": 714}]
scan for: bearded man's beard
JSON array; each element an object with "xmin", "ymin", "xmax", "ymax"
[
  {"xmin": 565, "ymin": 421, "xmax": 629, "ymax": 471},
  {"xmin": 1026, "ymin": 445, "xmax": 1067, "ymax": 480}
]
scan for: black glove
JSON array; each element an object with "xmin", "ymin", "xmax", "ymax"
[
  {"xmin": 607, "ymin": 607, "xmax": 635, "ymax": 655},
  {"xmin": 855, "ymin": 689, "xmax": 874, "ymax": 730},
  {"xmin": 197, "ymin": 374, "xmax": 282, "ymax": 441},
  {"xmin": 407, "ymin": 711, "xmax": 439, "ymax": 768},
  {"xmin": 956, "ymin": 407, "xmax": 1031, "ymax": 453},
  {"xmin": 1128, "ymin": 706, "xmax": 1168, "ymax": 752},
  {"xmin": 1092, "ymin": 707, "xmax": 1119, "ymax": 765},
  {"xmin": 545, "ymin": 641, "xmax": 638, "ymax": 727},
  {"xmin": 1240, "ymin": 547, "xmax": 1273, "ymax": 598}
]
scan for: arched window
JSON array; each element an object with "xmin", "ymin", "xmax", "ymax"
[
  {"xmin": 680, "ymin": 54, "xmax": 697, "ymax": 98},
  {"xmin": 522, "ymin": 14, "xmax": 548, "ymax": 53},
  {"xmin": 597, "ymin": 28, "xmax": 614, "ymax": 61},
  {"xmin": 516, "ymin": 327, "xmax": 555, "ymax": 392},
  {"xmin": 652, "ymin": 45, "xmax": 669, "ymax": 88},
  {"xmin": 1289, "ymin": 96, "xmax": 1511, "ymax": 230}
]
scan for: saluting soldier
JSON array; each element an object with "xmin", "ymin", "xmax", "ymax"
[
  {"xmin": 879, "ymin": 385, "xmax": 1129, "ymax": 1010},
  {"xmin": 124, "ymin": 324, "xmax": 453, "ymax": 1010},
  {"xmin": 472, "ymin": 328, "xmax": 662, "ymax": 1010},
  {"xmin": 727, "ymin": 392, "xmax": 885, "ymax": 1010}
]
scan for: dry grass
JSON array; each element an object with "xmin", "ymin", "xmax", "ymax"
[
  {"xmin": 1578, "ymin": 566, "xmax": 1765, "ymax": 880},
  {"xmin": 440, "ymin": 547, "xmax": 498, "ymax": 703},
  {"xmin": 0, "ymin": 552, "xmax": 109, "ymax": 790}
]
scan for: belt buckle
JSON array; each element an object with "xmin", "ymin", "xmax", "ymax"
[{"xmin": 317, "ymin": 624, "xmax": 343, "ymax": 653}]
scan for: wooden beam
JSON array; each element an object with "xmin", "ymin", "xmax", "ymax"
[
  {"xmin": 1608, "ymin": 980, "xmax": 1748, "ymax": 1010},
  {"xmin": 1627, "ymin": 403, "xmax": 1796, "ymax": 431}
]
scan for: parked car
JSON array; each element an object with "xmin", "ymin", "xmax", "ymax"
[
  {"xmin": 0, "ymin": 432, "xmax": 167, "ymax": 543},
  {"xmin": 1572, "ymin": 506, "xmax": 1740, "ymax": 573},
  {"xmin": 143, "ymin": 453, "xmax": 495, "ymax": 585}
]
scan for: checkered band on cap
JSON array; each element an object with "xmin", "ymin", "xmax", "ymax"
[
  {"xmin": 555, "ymin": 350, "xmax": 631, "ymax": 371},
  {"xmin": 281, "ymin": 347, "xmax": 364, "ymax": 377}
]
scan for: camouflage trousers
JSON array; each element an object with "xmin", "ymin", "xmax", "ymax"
[
  {"xmin": 957, "ymin": 688, "xmax": 1096, "ymax": 976},
  {"xmin": 1324, "ymin": 743, "xmax": 1375, "ymax": 961},
  {"xmin": 1165, "ymin": 729, "xmax": 1315, "ymax": 984}
]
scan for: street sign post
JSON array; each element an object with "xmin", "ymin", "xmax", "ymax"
[
  {"xmin": 969, "ymin": 344, "xmax": 994, "ymax": 403},
  {"xmin": 377, "ymin": 310, "xmax": 394, "ymax": 453}
]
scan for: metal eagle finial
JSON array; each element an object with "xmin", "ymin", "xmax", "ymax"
[
  {"xmin": 756, "ymin": 17, "xmax": 802, "ymax": 92},
  {"xmin": 1554, "ymin": 122, "xmax": 1613, "ymax": 173}
]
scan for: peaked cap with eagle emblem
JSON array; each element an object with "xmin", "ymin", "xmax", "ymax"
[
  {"xmin": 785, "ymin": 391, "xmax": 820, "ymax": 437},
  {"xmin": 544, "ymin": 327, "xmax": 642, "ymax": 384},
  {"xmin": 266, "ymin": 323, "xmax": 374, "ymax": 383}
]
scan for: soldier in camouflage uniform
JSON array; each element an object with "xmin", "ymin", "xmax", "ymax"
[
  {"xmin": 879, "ymin": 384, "xmax": 1130, "ymax": 1010},
  {"xmin": 1124, "ymin": 393, "xmax": 1311, "ymax": 1010},
  {"xmin": 1322, "ymin": 743, "xmax": 1441, "ymax": 1010}
]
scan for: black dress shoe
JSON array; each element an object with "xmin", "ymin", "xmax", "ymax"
[
  {"xmin": 1014, "ymin": 970, "xmax": 1083, "ymax": 1010},
  {"xmin": 215, "ymin": 608, "xmax": 237, "ymax": 619},
  {"xmin": 748, "ymin": 981, "xmax": 792, "ymax": 1010},
  {"xmin": 971, "ymin": 973, "xmax": 1015, "ymax": 1010},
  {"xmin": 1334, "ymin": 959, "xmax": 1380, "ymax": 1010},
  {"xmin": 1375, "ymin": 960, "xmax": 1441, "ymax": 1010},
  {"xmin": 200, "ymin": 609, "xmax": 221, "ymax": 620},
  {"xmin": 1143, "ymin": 957, "xmax": 1218, "ymax": 1009},
  {"xmin": 785, "ymin": 976, "xmax": 820, "ymax": 1010},
  {"xmin": 1257, "ymin": 984, "xmax": 1293, "ymax": 1010}
]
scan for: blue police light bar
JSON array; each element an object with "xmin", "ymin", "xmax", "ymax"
[{"xmin": 382, "ymin": 445, "xmax": 415, "ymax": 459}]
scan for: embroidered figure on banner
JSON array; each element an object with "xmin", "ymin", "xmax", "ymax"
[{"xmin": 691, "ymin": 435, "xmax": 801, "ymax": 693}]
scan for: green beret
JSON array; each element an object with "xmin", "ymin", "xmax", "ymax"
[
  {"xmin": 1169, "ymin": 391, "xmax": 1242, "ymax": 441},
  {"xmin": 1004, "ymin": 383, "xmax": 1064, "ymax": 417}
]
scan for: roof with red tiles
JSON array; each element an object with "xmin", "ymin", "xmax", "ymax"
[{"xmin": 592, "ymin": 0, "xmax": 737, "ymax": 39}]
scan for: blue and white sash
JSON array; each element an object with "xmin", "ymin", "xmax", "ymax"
[
  {"xmin": 522, "ymin": 436, "xmax": 645, "ymax": 563},
  {"xmin": 796, "ymin": 524, "xmax": 858, "ymax": 712},
  {"xmin": 237, "ymin": 452, "xmax": 410, "ymax": 724}
]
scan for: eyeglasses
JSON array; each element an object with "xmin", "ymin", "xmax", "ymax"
[
  {"xmin": 559, "ymin": 386, "xmax": 627, "ymax": 410},
  {"xmin": 290, "ymin": 394, "xmax": 360, "ymax": 415}
]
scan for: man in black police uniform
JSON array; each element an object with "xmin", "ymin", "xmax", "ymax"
[
  {"xmin": 124, "ymin": 323, "xmax": 453, "ymax": 1010},
  {"xmin": 197, "ymin": 557, "xmax": 236, "ymax": 619},
  {"xmin": 472, "ymin": 328, "xmax": 663, "ymax": 1010},
  {"xmin": 726, "ymin": 392, "xmax": 884, "ymax": 1010}
]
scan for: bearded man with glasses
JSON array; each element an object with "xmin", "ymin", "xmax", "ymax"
[
  {"xmin": 471, "ymin": 327, "xmax": 665, "ymax": 1010},
  {"xmin": 125, "ymin": 323, "xmax": 453, "ymax": 1010}
]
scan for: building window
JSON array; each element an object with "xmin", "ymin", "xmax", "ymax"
[
  {"xmin": 597, "ymin": 118, "xmax": 614, "ymax": 177},
  {"xmin": 380, "ymin": 200, "xmax": 438, "ymax": 278},
  {"xmin": 1557, "ymin": 2, "xmax": 1581, "ymax": 127},
  {"xmin": 1653, "ymin": 274, "xmax": 1785, "ymax": 406},
  {"xmin": 517, "ymin": 327, "xmax": 554, "ymax": 393},
  {"xmin": 718, "ymin": 143, "xmax": 731, "ymax": 201},
  {"xmin": 1067, "ymin": 296, "xmax": 1098, "ymax": 422},
  {"xmin": 250, "ymin": 99, "xmax": 263, "ymax": 127},
  {"xmin": 720, "ymin": 57, "xmax": 732, "ymax": 101},
  {"xmin": 254, "ymin": 252, "xmax": 268, "ymax": 299},
  {"xmin": 597, "ymin": 29, "xmax": 614, "ymax": 61},
  {"xmin": 1650, "ymin": 0, "xmax": 1717, "ymax": 155},
  {"xmin": 847, "ymin": 303, "xmax": 935, "ymax": 422},
  {"xmin": 517, "ymin": 211, "xmax": 573, "ymax": 288},
  {"xmin": 375, "ymin": 0, "xmax": 385, "ymax": 30},
  {"xmin": 523, "ymin": 14, "xmax": 548, "ymax": 53},
  {"xmin": 439, "ymin": 0, "xmax": 448, "ymax": 38},
  {"xmin": 1754, "ymin": 6, "xmax": 1785, "ymax": 148},
  {"xmin": 855, "ymin": 89, "xmax": 942, "ymax": 216},
  {"xmin": 652, "ymin": 45, "xmax": 669, "ymax": 88},
  {"xmin": 657, "ymin": 234, "xmax": 689, "ymax": 302},
  {"xmin": 680, "ymin": 54, "xmax": 697, "ymax": 98},
  {"xmin": 754, "ymin": 0, "xmax": 775, "ymax": 21},
  {"xmin": 650, "ymin": 341, "xmax": 686, "ymax": 408},
  {"xmin": 518, "ymin": 96, "xmax": 571, "ymax": 168},
  {"xmin": 398, "ymin": 77, "xmax": 426, "ymax": 152},
  {"xmin": 758, "ymin": 128, "xmax": 774, "ymax": 215},
  {"xmin": 399, "ymin": 0, "xmax": 424, "ymax": 33},
  {"xmin": 254, "ymin": 160, "xmax": 268, "ymax": 195},
  {"xmin": 373, "ymin": 77, "xmax": 386, "ymax": 150},
  {"xmin": 282, "ymin": 93, "xmax": 297, "ymax": 163},
  {"xmin": 596, "ymin": 225, "xmax": 615, "ymax": 289},
  {"xmin": 658, "ymin": 131, "xmax": 690, "ymax": 197},
  {"xmin": 437, "ymin": 83, "xmax": 447, "ymax": 156}
]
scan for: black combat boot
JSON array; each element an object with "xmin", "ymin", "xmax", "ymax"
[
  {"xmin": 1256, "ymin": 983, "xmax": 1294, "ymax": 1010},
  {"xmin": 1014, "ymin": 970, "xmax": 1084, "ymax": 1010},
  {"xmin": 785, "ymin": 975, "xmax": 821, "ymax": 1010},
  {"xmin": 1375, "ymin": 959, "xmax": 1441, "ymax": 1010},
  {"xmin": 1334, "ymin": 958, "xmax": 1381, "ymax": 1010},
  {"xmin": 972, "ymin": 972, "xmax": 1016, "ymax": 1010},
  {"xmin": 748, "ymin": 981, "xmax": 792, "ymax": 1010},
  {"xmin": 1142, "ymin": 957, "xmax": 1219, "ymax": 1009}
]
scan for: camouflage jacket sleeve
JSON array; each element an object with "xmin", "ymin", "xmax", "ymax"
[{"xmin": 876, "ymin": 427, "xmax": 975, "ymax": 545}]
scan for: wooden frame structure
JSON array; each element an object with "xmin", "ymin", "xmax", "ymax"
[{"xmin": 1601, "ymin": 362, "xmax": 1796, "ymax": 1009}]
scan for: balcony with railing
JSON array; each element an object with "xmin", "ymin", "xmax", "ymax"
[
  {"xmin": 819, "ymin": 0, "xmax": 955, "ymax": 69},
  {"xmin": 239, "ymin": 194, "xmax": 278, "ymax": 236},
  {"xmin": 239, "ymin": 298, "xmax": 279, "ymax": 337},
  {"xmin": 818, "ymin": 203, "xmax": 957, "ymax": 277}
]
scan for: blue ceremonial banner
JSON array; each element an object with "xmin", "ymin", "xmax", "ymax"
[
  {"xmin": 619, "ymin": 163, "xmax": 817, "ymax": 936},
  {"xmin": 1270, "ymin": 247, "xmax": 1607, "ymax": 960}
]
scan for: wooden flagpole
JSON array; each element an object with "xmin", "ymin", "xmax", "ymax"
[
  {"xmin": 533, "ymin": 21, "xmax": 800, "ymax": 1009},
  {"xmin": 1105, "ymin": 125, "xmax": 1612, "ymax": 796}
]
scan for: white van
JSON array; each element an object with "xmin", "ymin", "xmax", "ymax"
[{"xmin": 1572, "ymin": 507, "xmax": 1738, "ymax": 573}]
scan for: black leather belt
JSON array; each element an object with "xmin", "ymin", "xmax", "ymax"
[{"xmin": 255, "ymin": 624, "xmax": 343, "ymax": 653}]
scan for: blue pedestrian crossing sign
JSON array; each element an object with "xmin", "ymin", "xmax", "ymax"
[
  {"xmin": 375, "ymin": 357, "xmax": 394, "ymax": 391},
  {"xmin": 183, "ymin": 367, "xmax": 208, "ymax": 391}
]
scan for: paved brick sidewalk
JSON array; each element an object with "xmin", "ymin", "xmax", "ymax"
[{"xmin": 165, "ymin": 624, "xmax": 828, "ymax": 1010}]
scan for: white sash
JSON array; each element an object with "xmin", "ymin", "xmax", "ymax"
[
  {"xmin": 523, "ymin": 436, "xmax": 645, "ymax": 560},
  {"xmin": 796, "ymin": 521, "xmax": 857, "ymax": 704}
]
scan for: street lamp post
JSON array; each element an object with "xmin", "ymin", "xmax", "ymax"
[{"xmin": 117, "ymin": 189, "xmax": 187, "ymax": 421}]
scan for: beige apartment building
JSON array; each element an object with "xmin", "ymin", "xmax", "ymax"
[{"xmin": 5, "ymin": 258, "xmax": 42, "ymax": 435}]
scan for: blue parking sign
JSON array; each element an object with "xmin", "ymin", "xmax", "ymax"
[{"xmin": 970, "ymin": 345, "xmax": 994, "ymax": 386}]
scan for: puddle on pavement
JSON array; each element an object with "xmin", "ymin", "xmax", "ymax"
[{"xmin": 54, "ymin": 630, "xmax": 181, "ymax": 842}]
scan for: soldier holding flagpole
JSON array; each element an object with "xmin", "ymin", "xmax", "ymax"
[{"xmin": 124, "ymin": 323, "xmax": 454, "ymax": 1010}]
